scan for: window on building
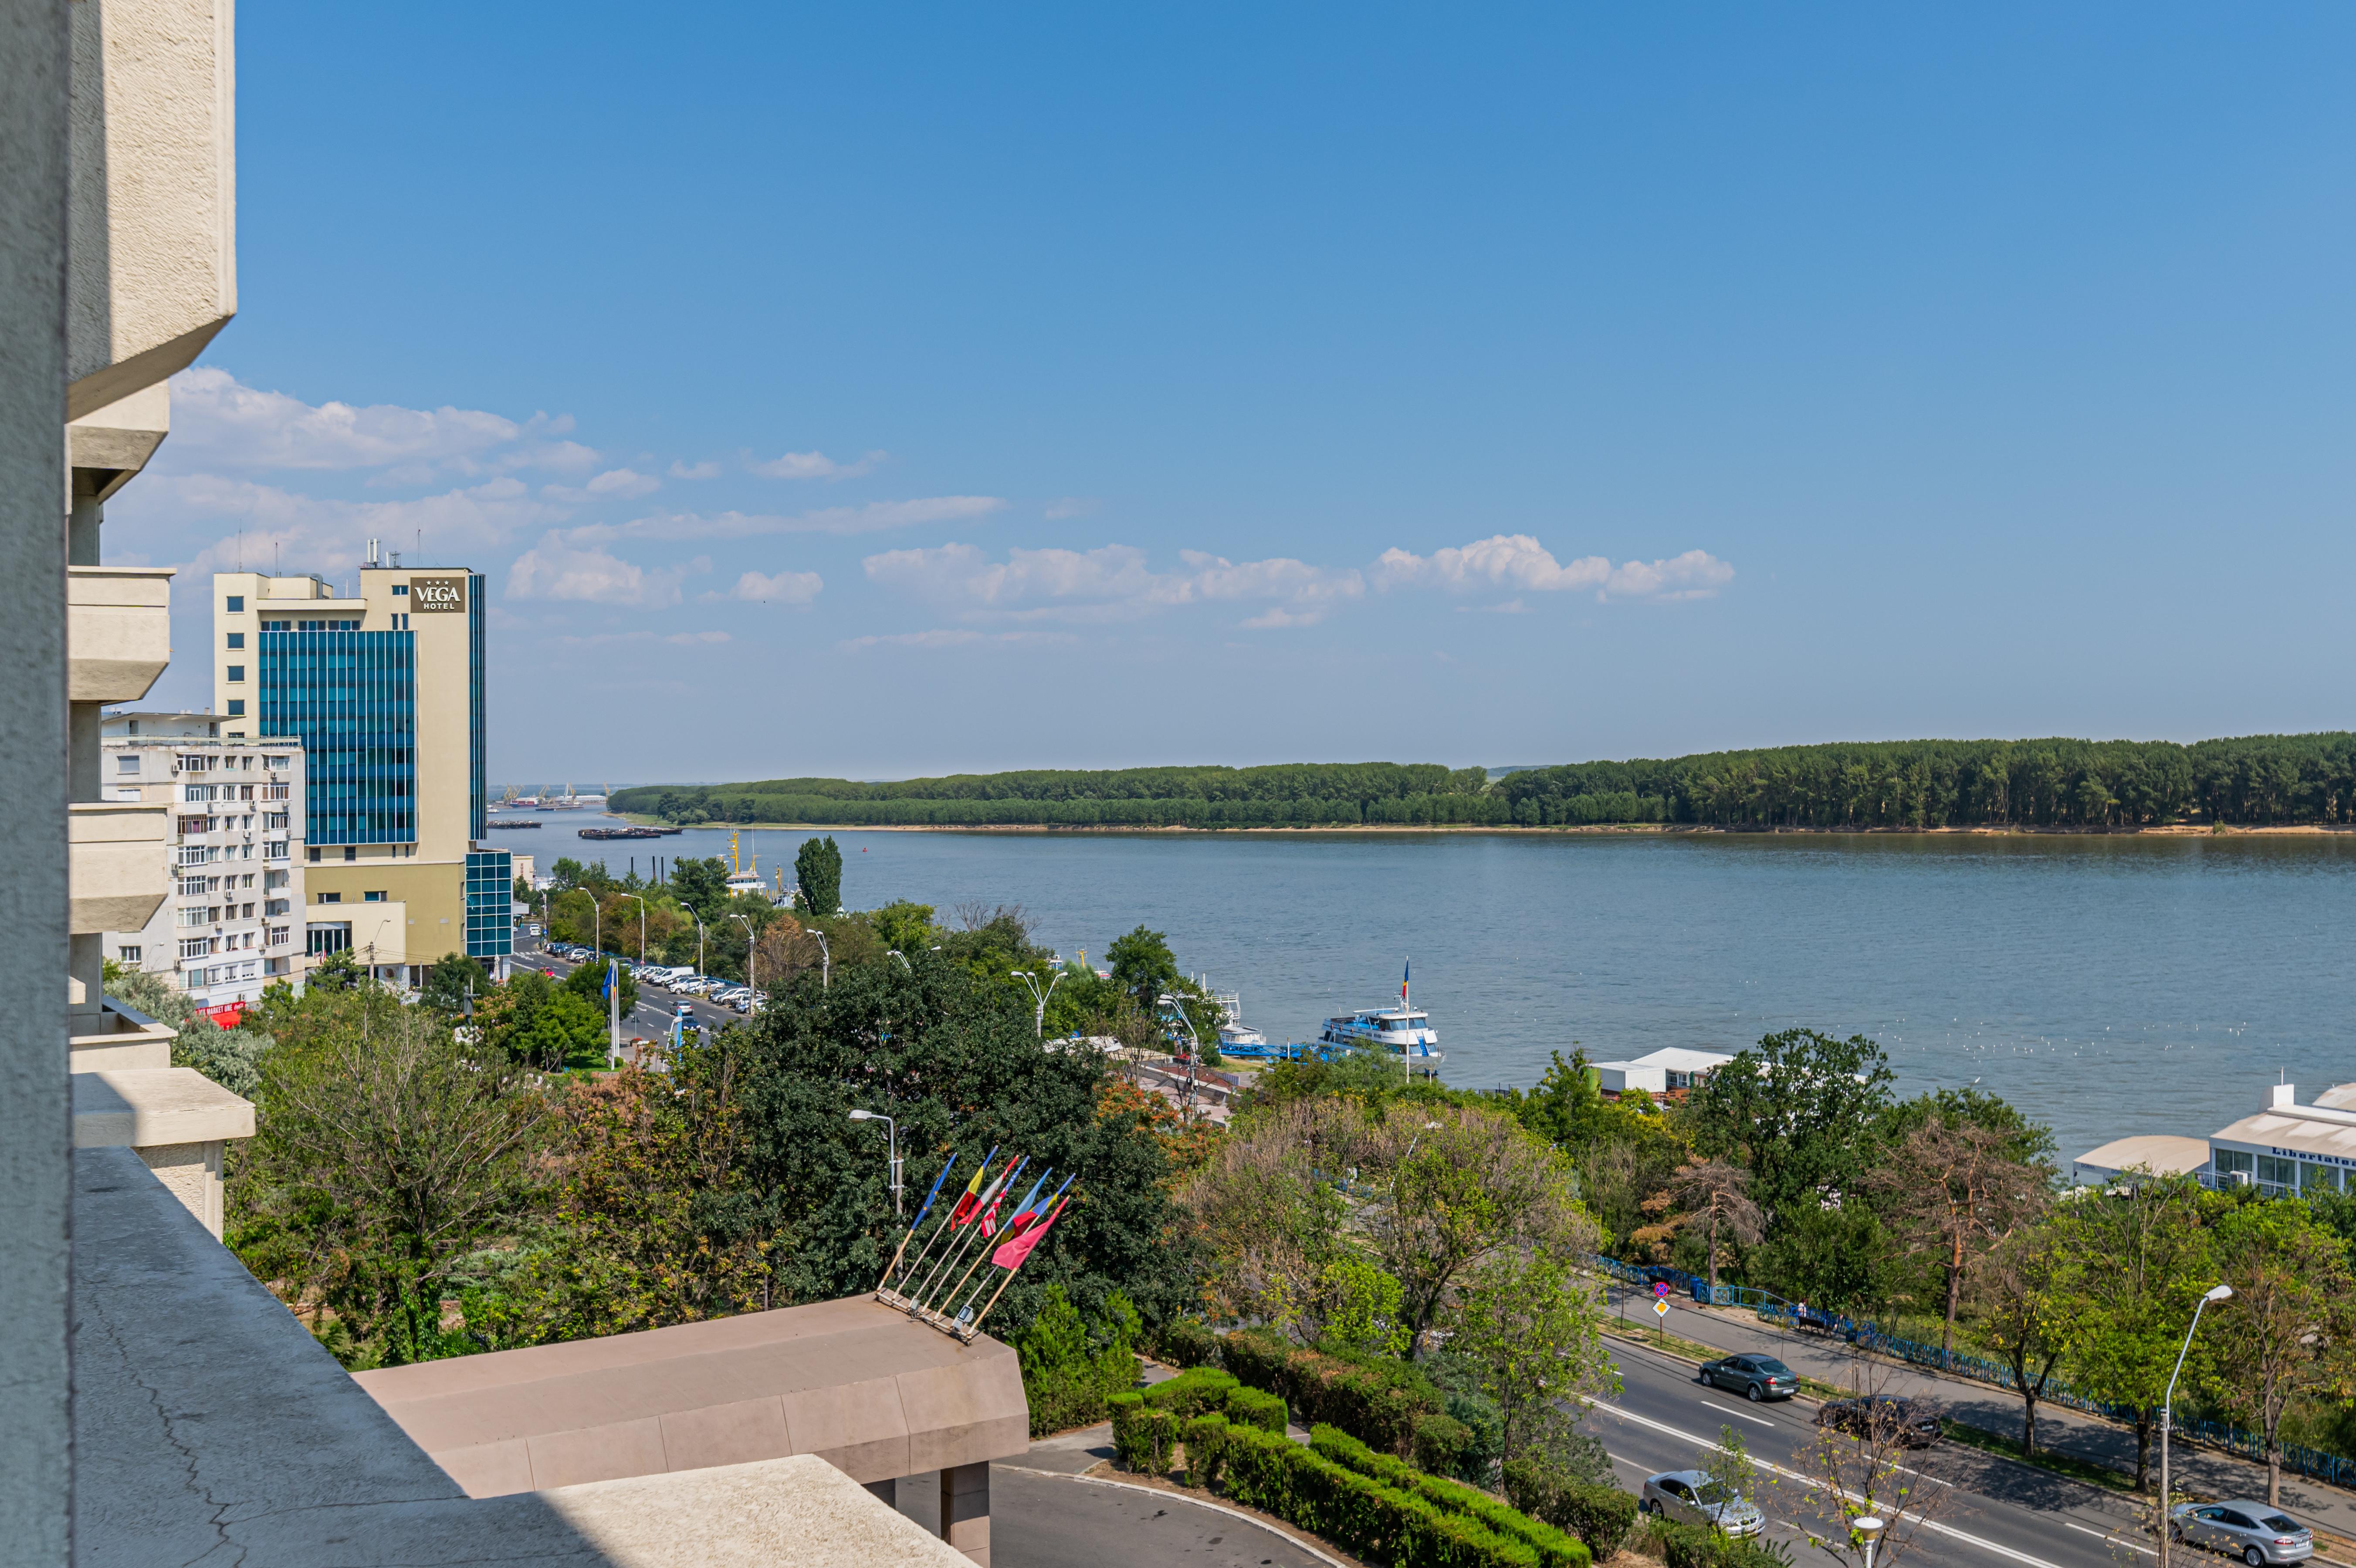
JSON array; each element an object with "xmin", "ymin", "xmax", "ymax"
[
  {"xmin": 262, "ymin": 619, "xmax": 290, "ymax": 631},
  {"xmin": 265, "ymin": 899, "xmax": 289, "ymax": 917},
  {"xmin": 227, "ymin": 699, "xmax": 245, "ymax": 716},
  {"xmin": 393, "ymin": 583, "xmax": 409, "ymax": 595},
  {"xmin": 344, "ymin": 846, "xmax": 357, "ymax": 861},
  {"xmin": 226, "ymin": 632, "xmax": 244, "ymax": 649},
  {"xmin": 264, "ymin": 838, "xmax": 288, "ymax": 858},
  {"xmin": 307, "ymin": 845, "xmax": 320, "ymax": 862},
  {"xmin": 317, "ymin": 892, "xmax": 341, "ymax": 904},
  {"xmin": 226, "ymin": 595, "xmax": 244, "ymax": 612},
  {"xmin": 118, "ymin": 946, "xmax": 142, "ymax": 964},
  {"xmin": 179, "ymin": 937, "xmax": 213, "ymax": 959},
  {"xmin": 306, "ymin": 923, "xmax": 352, "ymax": 957},
  {"xmin": 364, "ymin": 890, "xmax": 386, "ymax": 902},
  {"xmin": 2302, "ymin": 1162, "xmax": 2341, "ymax": 1194},
  {"xmin": 226, "ymin": 665, "xmax": 245, "ymax": 682},
  {"xmin": 115, "ymin": 755, "xmax": 139, "ymax": 775},
  {"xmin": 2256, "ymin": 1155, "xmax": 2298, "ymax": 1197}
]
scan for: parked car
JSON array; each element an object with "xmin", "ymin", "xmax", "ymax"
[
  {"xmin": 1638, "ymin": 1470, "xmax": 1763, "ymax": 1537},
  {"xmin": 641, "ymin": 966, "xmax": 688, "ymax": 987},
  {"xmin": 2170, "ymin": 1501, "xmax": 2314, "ymax": 1565},
  {"xmin": 1814, "ymin": 1397, "xmax": 1943, "ymax": 1449},
  {"xmin": 677, "ymin": 977, "xmax": 718, "ymax": 997},
  {"xmin": 1699, "ymin": 1354, "xmax": 1798, "ymax": 1402}
]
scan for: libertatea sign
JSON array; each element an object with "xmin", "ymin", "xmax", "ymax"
[{"xmin": 409, "ymin": 575, "xmax": 468, "ymax": 613}]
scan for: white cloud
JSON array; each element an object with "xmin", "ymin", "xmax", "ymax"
[
  {"xmin": 863, "ymin": 542, "xmax": 1364, "ymax": 627},
  {"xmin": 505, "ymin": 533, "xmax": 701, "ymax": 608},
  {"xmin": 1043, "ymin": 497, "xmax": 1100, "ymax": 520},
  {"xmin": 567, "ymin": 495, "xmax": 1004, "ymax": 545},
  {"xmin": 669, "ymin": 459, "xmax": 723, "ymax": 480},
  {"xmin": 1372, "ymin": 536, "xmax": 1733, "ymax": 602},
  {"xmin": 668, "ymin": 630, "xmax": 732, "ymax": 644},
  {"xmin": 169, "ymin": 367, "xmax": 598, "ymax": 478},
  {"xmin": 118, "ymin": 471, "xmax": 567, "ymax": 582},
  {"xmin": 839, "ymin": 629, "xmax": 1076, "ymax": 652},
  {"xmin": 540, "ymin": 467, "xmax": 660, "ymax": 504},
  {"xmin": 709, "ymin": 569, "xmax": 824, "ymax": 606},
  {"xmin": 748, "ymin": 449, "xmax": 886, "ymax": 480}
]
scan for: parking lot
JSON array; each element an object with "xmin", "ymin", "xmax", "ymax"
[{"xmin": 518, "ymin": 945, "xmax": 759, "ymax": 1044}]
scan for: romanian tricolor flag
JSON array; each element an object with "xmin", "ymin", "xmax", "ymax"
[
  {"xmin": 956, "ymin": 1153, "xmax": 1021, "ymax": 1228},
  {"xmin": 945, "ymin": 1147, "xmax": 998, "ymax": 1227}
]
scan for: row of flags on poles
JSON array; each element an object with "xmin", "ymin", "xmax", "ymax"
[{"xmin": 877, "ymin": 1146, "xmax": 1076, "ymax": 1334}]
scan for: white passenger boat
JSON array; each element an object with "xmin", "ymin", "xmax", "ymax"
[
  {"xmin": 1207, "ymin": 984, "xmax": 1267, "ymax": 1052},
  {"xmin": 1316, "ymin": 960, "xmax": 1443, "ymax": 1067}
]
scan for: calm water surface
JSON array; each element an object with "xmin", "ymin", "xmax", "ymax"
[{"xmin": 540, "ymin": 818, "xmax": 2356, "ymax": 1159}]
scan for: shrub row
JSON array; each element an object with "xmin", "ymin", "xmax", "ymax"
[
  {"xmin": 1112, "ymin": 1366, "xmax": 1292, "ymax": 1476},
  {"xmin": 1501, "ymin": 1460, "xmax": 1640, "ymax": 1556},
  {"xmin": 1310, "ymin": 1426, "xmax": 1588, "ymax": 1568},
  {"xmin": 1649, "ymin": 1520, "xmax": 1795, "ymax": 1568},
  {"xmin": 1220, "ymin": 1329, "xmax": 1469, "ymax": 1473},
  {"xmin": 1216, "ymin": 1423, "xmax": 1588, "ymax": 1568}
]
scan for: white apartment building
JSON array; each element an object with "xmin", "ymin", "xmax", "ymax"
[{"xmin": 102, "ymin": 712, "xmax": 306, "ymax": 1013}]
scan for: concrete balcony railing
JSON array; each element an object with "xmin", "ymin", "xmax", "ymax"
[
  {"xmin": 68, "ymin": 564, "xmax": 175, "ymax": 703},
  {"xmin": 69, "ymin": 800, "xmax": 170, "ymax": 934},
  {"xmin": 70, "ymin": 1000, "xmax": 177, "ymax": 1074}
]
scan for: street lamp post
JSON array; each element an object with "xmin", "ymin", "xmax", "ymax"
[
  {"xmin": 620, "ymin": 893, "xmax": 646, "ymax": 966},
  {"xmin": 2159, "ymin": 1284, "xmax": 2233, "ymax": 1567},
  {"xmin": 808, "ymin": 929, "xmax": 829, "ymax": 989},
  {"xmin": 887, "ymin": 950, "xmax": 911, "ymax": 973},
  {"xmin": 693, "ymin": 916, "xmax": 706, "ymax": 977},
  {"xmin": 1854, "ymin": 1515, "xmax": 1885, "ymax": 1568},
  {"xmin": 1010, "ymin": 970, "xmax": 1067, "ymax": 1037},
  {"xmin": 848, "ymin": 1109, "xmax": 901, "ymax": 1217},
  {"xmin": 731, "ymin": 913, "xmax": 755, "ymax": 990},
  {"xmin": 1402, "ymin": 1119, "xmax": 1442, "ymax": 1162}
]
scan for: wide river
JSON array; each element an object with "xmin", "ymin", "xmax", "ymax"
[{"xmin": 531, "ymin": 815, "xmax": 2356, "ymax": 1161}]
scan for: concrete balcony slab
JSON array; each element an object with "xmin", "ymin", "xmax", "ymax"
[
  {"xmin": 70, "ymin": 800, "xmax": 171, "ymax": 933},
  {"xmin": 70, "ymin": 1000, "xmax": 177, "ymax": 1073},
  {"xmin": 68, "ymin": 564, "xmax": 174, "ymax": 702}
]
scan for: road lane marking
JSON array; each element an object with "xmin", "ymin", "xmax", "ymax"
[
  {"xmin": 1597, "ymin": 1402, "xmax": 2065, "ymax": 1568},
  {"xmin": 2062, "ymin": 1521, "xmax": 2154, "ymax": 1557},
  {"xmin": 994, "ymin": 1464, "xmax": 1352, "ymax": 1568},
  {"xmin": 1700, "ymin": 1399, "xmax": 1777, "ymax": 1429}
]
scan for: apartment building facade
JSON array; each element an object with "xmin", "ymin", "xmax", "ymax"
[
  {"xmin": 102, "ymin": 712, "xmax": 306, "ymax": 1012},
  {"xmin": 213, "ymin": 557, "xmax": 511, "ymax": 987}
]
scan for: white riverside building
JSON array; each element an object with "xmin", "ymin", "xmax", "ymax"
[
  {"xmin": 2074, "ymin": 1080, "xmax": 2356, "ymax": 1198},
  {"xmin": 102, "ymin": 711, "xmax": 307, "ymax": 1011},
  {"xmin": 1591, "ymin": 1046, "xmax": 1737, "ymax": 1096}
]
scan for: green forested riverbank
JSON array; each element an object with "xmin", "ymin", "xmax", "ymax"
[{"xmin": 615, "ymin": 732, "xmax": 2356, "ymax": 830}]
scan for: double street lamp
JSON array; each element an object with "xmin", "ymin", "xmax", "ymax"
[
  {"xmin": 847, "ymin": 1109, "xmax": 902, "ymax": 1217},
  {"xmin": 619, "ymin": 893, "xmax": 646, "ymax": 966},
  {"xmin": 2158, "ymin": 1283, "xmax": 2234, "ymax": 1568},
  {"xmin": 808, "ymin": 929, "xmax": 829, "ymax": 990},
  {"xmin": 1010, "ymin": 969, "xmax": 1066, "ymax": 1038},
  {"xmin": 731, "ymin": 913, "xmax": 756, "ymax": 991}
]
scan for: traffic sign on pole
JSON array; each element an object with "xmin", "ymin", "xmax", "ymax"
[
  {"xmin": 1653, "ymin": 1298, "xmax": 1670, "ymax": 1318},
  {"xmin": 1653, "ymin": 1281, "xmax": 1671, "ymax": 1300}
]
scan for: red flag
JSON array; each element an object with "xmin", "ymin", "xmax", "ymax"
[{"xmin": 990, "ymin": 1196, "xmax": 1066, "ymax": 1270}]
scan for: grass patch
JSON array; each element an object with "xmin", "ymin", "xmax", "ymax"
[{"xmin": 1939, "ymin": 1418, "xmax": 2135, "ymax": 1493}]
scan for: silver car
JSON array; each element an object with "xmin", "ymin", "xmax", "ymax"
[
  {"xmin": 1640, "ymin": 1470, "xmax": 1764, "ymax": 1538},
  {"xmin": 2171, "ymin": 1501, "xmax": 2314, "ymax": 1565}
]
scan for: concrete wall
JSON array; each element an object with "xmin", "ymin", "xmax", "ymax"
[{"xmin": 0, "ymin": 2, "xmax": 75, "ymax": 1560}]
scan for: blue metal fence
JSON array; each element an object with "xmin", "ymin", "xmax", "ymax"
[{"xmin": 1586, "ymin": 1252, "xmax": 2356, "ymax": 1489}]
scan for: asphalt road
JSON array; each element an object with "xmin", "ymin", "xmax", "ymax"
[
  {"xmin": 520, "ymin": 947, "xmax": 748, "ymax": 1044},
  {"xmin": 1601, "ymin": 1336, "xmax": 2156, "ymax": 1568}
]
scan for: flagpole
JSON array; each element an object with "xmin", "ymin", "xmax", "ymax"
[
  {"xmin": 895, "ymin": 1145, "xmax": 994, "ymax": 1293},
  {"xmin": 878, "ymin": 1153, "xmax": 957, "ymax": 1291},
  {"xmin": 948, "ymin": 1176, "xmax": 1069, "ymax": 1322},
  {"xmin": 965, "ymin": 1196, "xmax": 1069, "ymax": 1336},
  {"xmin": 913, "ymin": 1155, "xmax": 1023, "ymax": 1308},
  {"xmin": 917, "ymin": 1156, "xmax": 1028, "ymax": 1313}
]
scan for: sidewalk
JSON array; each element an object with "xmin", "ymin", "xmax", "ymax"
[{"xmin": 1606, "ymin": 1280, "xmax": 2356, "ymax": 1540}]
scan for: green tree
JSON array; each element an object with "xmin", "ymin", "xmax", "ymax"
[
  {"xmin": 2048, "ymin": 1174, "xmax": 2214, "ymax": 1491},
  {"xmin": 669, "ymin": 856, "xmax": 732, "ymax": 921},
  {"xmin": 1450, "ymin": 1248, "xmax": 1616, "ymax": 1468},
  {"xmin": 1696, "ymin": 1423, "xmax": 1764, "ymax": 1538},
  {"xmin": 1865, "ymin": 1116, "xmax": 2049, "ymax": 1362},
  {"xmin": 794, "ymin": 835, "xmax": 843, "ymax": 917},
  {"xmin": 563, "ymin": 954, "xmax": 637, "ymax": 1019},
  {"xmin": 2205, "ymin": 1197, "xmax": 2356, "ymax": 1505},
  {"xmin": 1970, "ymin": 1223, "xmax": 2069, "ymax": 1455},
  {"xmin": 229, "ymin": 994, "xmax": 548, "ymax": 1366},
  {"xmin": 1012, "ymin": 1284, "xmax": 1142, "ymax": 1436},
  {"xmin": 105, "ymin": 966, "xmax": 279, "ymax": 1098},
  {"xmin": 870, "ymin": 899, "xmax": 942, "ymax": 958},
  {"xmin": 305, "ymin": 948, "xmax": 365, "ymax": 994},
  {"xmin": 1686, "ymin": 1029, "xmax": 1897, "ymax": 1213},
  {"xmin": 421, "ymin": 951, "xmax": 489, "ymax": 1017},
  {"xmin": 1105, "ymin": 924, "xmax": 1181, "ymax": 1011}
]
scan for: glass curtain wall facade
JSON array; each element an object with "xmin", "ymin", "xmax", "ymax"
[
  {"xmin": 257, "ymin": 626, "xmax": 416, "ymax": 845},
  {"xmin": 464, "ymin": 850, "xmax": 514, "ymax": 961}
]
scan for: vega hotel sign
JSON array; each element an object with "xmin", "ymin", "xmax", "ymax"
[{"xmin": 409, "ymin": 575, "xmax": 468, "ymax": 613}]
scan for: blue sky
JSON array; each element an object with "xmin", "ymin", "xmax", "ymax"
[{"xmin": 115, "ymin": 4, "xmax": 2356, "ymax": 783}]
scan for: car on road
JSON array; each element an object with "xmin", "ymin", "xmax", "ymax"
[
  {"xmin": 1698, "ymin": 1354, "xmax": 1798, "ymax": 1402},
  {"xmin": 644, "ymin": 966, "xmax": 692, "ymax": 987},
  {"xmin": 1638, "ymin": 1470, "xmax": 1763, "ymax": 1537},
  {"xmin": 2170, "ymin": 1501, "xmax": 2314, "ymax": 1565},
  {"xmin": 1814, "ymin": 1396, "xmax": 1942, "ymax": 1448}
]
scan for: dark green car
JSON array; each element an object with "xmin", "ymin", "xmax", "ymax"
[{"xmin": 1698, "ymin": 1354, "xmax": 1798, "ymax": 1402}]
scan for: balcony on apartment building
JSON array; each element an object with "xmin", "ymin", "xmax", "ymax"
[{"xmin": 67, "ymin": 564, "xmax": 174, "ymax": 703}]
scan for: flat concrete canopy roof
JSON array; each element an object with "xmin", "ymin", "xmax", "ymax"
[
  {"xmin": 355, "ymin": 1294, "xmax": 1029, "ymax": 1498},
  {"xmin": 2072, "ymin": 1133, "xmax": 2213, "ymax": 1179}
]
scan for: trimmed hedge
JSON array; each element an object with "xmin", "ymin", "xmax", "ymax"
[
  {"xmin": 1227, "ymin": 1384, "xmax": 1289, "ymax": 1434},
  {"xmin": 1222, "ymin": 1329, "xmax": 1446, "ymax": 1457},
  {"xmin": 1651, "ymin": 1520, "xmax": 1796, "ymax": 1568},
  {"xmin": 1412, "ymin": 1410, "xmax": 1476, "ymax": 1477},
  {"xmin": 1502, "ymin": 1461, "xmax": 1639, "ymax": 1556},
  {"xmin": 1143, "ymin": 1366, "xmax": 1241, "ymax": 1420},
  {"xmin": 1183, "ymin": 1412, "xmax": 1230, "ymax": 1489},
  {"xmin": 1310, "ymin": 1426, "xmax": 1590, "ymax": 1568},
  {"xmin": 1159, "ymin": 1318, "xmax": 1221, "ymax": 1369},
  {"xmin": 1217, "ymin": 1424, "xmax": 1559, "ymax": 1568},
  {"xmin": 1110, "ymin": 1393, "xmax": 1178, "ymax": 1474}
]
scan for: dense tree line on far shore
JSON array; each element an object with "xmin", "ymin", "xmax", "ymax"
[{"xmin": 615, "ymin": 732, "xmax": 2356, "ymax": 830}]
